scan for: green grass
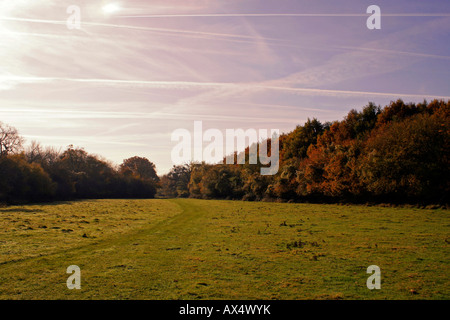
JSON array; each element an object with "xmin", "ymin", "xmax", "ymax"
[{"xmin": 0, "ymin": 199, "xmax": 448, "ymax": 299}]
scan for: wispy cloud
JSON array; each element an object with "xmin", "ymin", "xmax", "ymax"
[
  {"xmin": 3, "ymin": 75, "xmax": 449, "ymax": 99},
  {"xmin": 0, "ymin": 16, "xmax": 282, "ymax": 43},
  {"xmin": 118, "ymin": 13, "xmax": 450, "ymax": 18}
]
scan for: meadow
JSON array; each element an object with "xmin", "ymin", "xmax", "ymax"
[{"xmin": 0, "ymin": 199, "xmax": 448, "ymax": 299}]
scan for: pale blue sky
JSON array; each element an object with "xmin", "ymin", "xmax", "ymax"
[{"xmin": 1, "ymin": 0, "xmax": 449, "ymax": 173}]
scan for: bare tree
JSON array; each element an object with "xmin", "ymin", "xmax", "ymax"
[
  {"xmin": 0, "ymin": 122, "xmax": 24, "ymax": 156},
  {"xmin": 25, "ymin": 140, "xmax": 61, "ymax": 166},
  {"xmin": 26, "ymin": 140, "xmax": 44, "ymax": 163}
]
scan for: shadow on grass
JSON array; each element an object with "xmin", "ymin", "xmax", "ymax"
[
  {"xmin": 0, "ymin": 208, "xmax": 45, "ymax": 213},
  {"xmin": 0, "ymin": 199, "xmax": 94, "ymax": 210}
]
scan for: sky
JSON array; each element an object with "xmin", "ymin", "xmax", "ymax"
[{"xmin": 0, "ymin": 0, "xmax": 449, "ymax": 174}]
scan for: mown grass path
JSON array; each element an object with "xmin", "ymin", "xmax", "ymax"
[{"xmin": 0, "ymin": 199, "xmax": 448, "ymax": 299}]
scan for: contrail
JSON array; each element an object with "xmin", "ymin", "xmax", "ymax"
[
  {"xmin": 0, "ymin": 107, "xmax": 313, "ymax": 124},
  {"xmin": 257, "ymin": 85, "xmax": 450, "ymax": 100},
  {"xmin": 118, "ymin": 13, "xmax": 450, "ymax": 18},
  {"xmin": 22, "ymin": 135, "xmax": 148, "ymax": 147},
  {"xmin": 3, "ymin": 16, "xmax": 449, "ymax": 60},
  {"xmin": 4, "ymin": 75, "xmax": 450, "ymax": 100},
  {"xmin": 0, "ymin": 16, "xmax": 280, "ymax": 42},
  {"xmin": 336, "ymin": 46, "xmax": 450, "ymax": 60}
]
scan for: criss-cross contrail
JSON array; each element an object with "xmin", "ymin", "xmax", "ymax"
[{"xmin": 3, "ymin": 16, "xmax": 449, "ymax": 60}]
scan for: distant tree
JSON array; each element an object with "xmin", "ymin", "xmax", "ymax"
[
  {"xmin": 188, "ymin": 163, "xmax": 212, "ymax": 198},
  {"xmin": 25, "ymin": 141, "xmax": 61, "ymax": 169},
  {"xmin": 120, "ymin": 156, "xmax": 159, "ymax": 182},
  {"xmin": 280, "ymin": 118, "xmax": 325, "ymax": 162},
  {"xmin": 26, "ymin": 141, "xmax": 45, "ymax": 163},
  {"xmin": 272, "ymin": 163, "xmax": 298, "ymax": 200},
  {"xmin": 159, "ymin": 164, "xmax": 191, "ymax": 198},
  {"xmin": 296, "ymin": 104, "xmax": 381, "ymax": 201},
  {"xmin": 198, "ymin": 165, "xmax": 242, "ymax": 199},
  {"xmin": 0, "ymin": 122, "xmax": 24, "ymax": 157},
  {"xmin": 343, "ymin": 102, "xmax": 381, "ymax": 139},
  {"xmin": 360, "ymin": 110, "xmax": 449, "ymax": 202},
  {"xmin": 0, "ymin": 154, "xmax": 55, "ymax": 202},
  {"xmin": 241, "ymin": 167, "xmax": 271, "ymax": 201},
  {"xmin": 375, "ymin": 99, "xmax": 422, "ymax": 126}
]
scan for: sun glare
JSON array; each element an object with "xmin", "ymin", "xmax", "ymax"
[{"xmin": 102, "ymin": 3, "xmax": 121, "ymax": 15}]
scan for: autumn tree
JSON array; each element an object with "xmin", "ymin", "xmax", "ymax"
[
  {"xmin": 159, "ymin": 164, "xmax": 191, "ymax": 198},
  {"xmin": 0, "ymin": 154, "xmax": 55, "ymax": 203},
  {"xmin": 279, "ymin": 118, "xmax": 326, "ymax": 163},
  {"xmin": 360, "ymin": 106, "xmax": 449, "ymax": 202},
  {"xmin": 120, "ymin": 156, "xmax": 159, "ymax": 182}
]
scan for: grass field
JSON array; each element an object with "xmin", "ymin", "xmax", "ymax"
[{"xmin": 0, "ymin": 199, "xmax": 448, "ymax": 300}]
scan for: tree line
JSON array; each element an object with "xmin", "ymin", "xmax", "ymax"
[
  {"xmin": 0, "ymin": 127, "xmax": 159, "ymax": 203},
  {"xmin": 159, "ymin": 99, "xmax": 449, "ymax": 205},
  {"xmin": 1, "ymin": 99, "xmax": 448, "ymax": 205}
]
